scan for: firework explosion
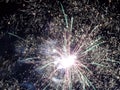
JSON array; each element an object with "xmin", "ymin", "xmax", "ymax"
[
  {"xmin": 13, "ymin": 15, "xmax": 105, "ymax": 90},
  {"xmin": 12, "ymin": 3, "xmax": 107, "ymax": 90},
  {"xmin": 32, "ymin": 14, "xmax": 104, "ymax": 90},
  {"xmin": 3, "ymin": 1, "xmax": 119, "ymax": 90}
]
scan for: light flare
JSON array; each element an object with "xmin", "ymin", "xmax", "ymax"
[{"xmin": 55, "ymin": 55, "xmax": 76, "ymax": 69}]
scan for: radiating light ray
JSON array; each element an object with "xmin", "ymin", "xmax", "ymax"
[
  {"xmin": 91, "ymin": 62, "xmax": 109, "ymax": 67},
  {"xmin": 36, "ymin": 16, "xmax": 101, "ymax": 90},
  {"xmin": 8, "ymin": 32, "xmax": 26, "ymax": 42},
  {"xmin": 60, "ymin": 2, "xmax": 68, "ymax": 28},
  {"xmin": 43, "ymin": 82, "xmax": 51, "ymax": 90},
  {"xmin": 105, "ymin": 59, "xmax": 120, "ymax": 64},
  {"xmin": 10, "ymin": 18, "xmax": 104, "ymax": 90},
  {"xmin": 35, "ymin": 61, "xmax": 54, "ymax": 72}
]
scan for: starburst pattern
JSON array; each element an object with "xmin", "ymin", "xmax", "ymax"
[
  {"xmin": 33, "ymin": 14, "xmax": 105, "ymax": 90},
  {"xmin": 13, "ymin": 3, "xmax": 107, "ymax": 90},
  {"xmin": 12, "ymin": 2, "xmax": 119, "ymax": 90}
]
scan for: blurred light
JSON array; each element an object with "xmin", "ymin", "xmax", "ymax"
[{"xmin": 56, "ymin": 55, "xmax": 76, "ymax": 69}]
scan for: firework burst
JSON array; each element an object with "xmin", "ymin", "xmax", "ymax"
[
  {"xmin": 8, "ymin": 8, "xmax": 105, "ymax": 90},
  {"xmin": 1, "ymin": 0, "xmax": 119, "ymax": 89},
  {"xmin": 12, "ymin": 3, "xmax": 106, "ymax": 90},
  {"xmin": 34, "ymin": 14, "xmax": 104, "ymax": 89}
]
